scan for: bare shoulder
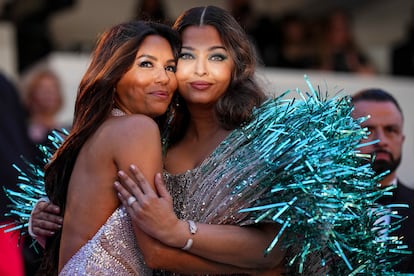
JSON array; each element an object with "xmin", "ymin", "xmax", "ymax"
[
  {"xmin": 105, "ymin": 114, "xmax": 160, "ymax": 139},
  {"xmin": 106, "ymin": 115, "xmax": 163, "ymax": 173}
]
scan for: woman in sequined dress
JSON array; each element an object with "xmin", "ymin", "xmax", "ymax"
[
  {"xmin": 37, "ymin": 21, "xmax": 181, "ymax": 275},
  {"xmin": 116, "ymin": 6, "xmax": 286, "ymax": 274},
  {"xmin": 30, "ymin": 6, "xmax": 285, "ymax": 275}
]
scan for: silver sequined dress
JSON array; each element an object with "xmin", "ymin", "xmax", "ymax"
[
  {"xmin": 157, "ymin": 140, "xmax": 271, "ymax": 276},
  {"xmin": 163, "ymin": 112, "xmax": 283, "ymax": 226},
  {"xmin": 59, "ymin": 206, "xmax": 152, "ymax": 276}
]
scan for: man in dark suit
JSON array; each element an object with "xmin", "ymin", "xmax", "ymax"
[
  {"xmin": 352, "ymin": 88, "xmax": 414, "ymax": 274},
  {"xmin": 0, "ymin": 72, "xmax": 38, "ymax": 275}
]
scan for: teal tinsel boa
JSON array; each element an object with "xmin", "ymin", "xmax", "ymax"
[
  {"xmin": 1, "ymin": 129, "xmax": 68, "ymax": 234},
  {"xmin": 233, "ymin": 77, "xmax": 409, "ymax": 274}
]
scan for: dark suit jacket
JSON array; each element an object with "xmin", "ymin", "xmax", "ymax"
[
  {"xmin": 378, "ymin": 180, "xmax": 414, "ymax": 273},
  {"xmin": 0, "ymin": 73, "xmax": 37, "ymax": 221}
]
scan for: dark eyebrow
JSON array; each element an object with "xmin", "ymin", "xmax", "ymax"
[
  {"xmin": 181, "ymin": 46, "xmax": 227, "ymax": 51},
  {"xmin": 137, "ymin": 54, "xmax": 175, "ymax": 64}
]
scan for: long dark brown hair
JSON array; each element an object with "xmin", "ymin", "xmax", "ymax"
[
  {"xmin": 168, "ymin": 6, "xmax": 267, "ymax": 146},
  {"xmin": 38, "ymin": 21, "xmax": 180, "ymax": 275}
]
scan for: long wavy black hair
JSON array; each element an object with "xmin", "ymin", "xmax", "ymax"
[{"xmin": 38, "ymin": 20, "xmax": 180, "ymax": 275}]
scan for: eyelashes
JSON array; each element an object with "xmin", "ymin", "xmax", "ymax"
[{"xmin": 178, "ymin": 52, "xmax": 228, "ymax": 61}]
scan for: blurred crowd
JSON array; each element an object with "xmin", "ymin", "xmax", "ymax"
[
  {"xmin": 1, "ymin": 0, "xmax": 413, "ymax": 76},
  {"xmin": 132, "ymin": 0, "xmax": 414, "ymax": 77},
  {"xmin": 226, "ymin": 0, "xmax": 414, "ymax": 76}
]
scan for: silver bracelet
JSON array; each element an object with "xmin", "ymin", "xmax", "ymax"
[
  {"xmin": 181, "ymin": 238, "xmax": 193, "ymax": 251},
  {"xmin": 181, "ymin": 220, "xmax": 197, "ymax": 251}
]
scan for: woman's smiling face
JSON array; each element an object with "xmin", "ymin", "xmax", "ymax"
[
  {"xmin": 176, "ymin": 25, "xmax": 234, "ymax": 106},
  {"xmin": 115, "ymin": 35, "xmax": 177, "ymax": 118}
]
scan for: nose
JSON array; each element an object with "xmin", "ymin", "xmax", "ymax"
[
  {"xmin": 155, "ymin": 68, "xmax": 170, "ymax": 84},
  {"xmin": 371, "ymin": 129, "xmax": 388, "ymax": 148},
  {"xmin": 195, "ymin": 58, "xmax": 207, "ymax": 76}
]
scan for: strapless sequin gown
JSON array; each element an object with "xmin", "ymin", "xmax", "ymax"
[{"xmin": 59, "ymin": 206, "xmax": 152, "ymax": 275}]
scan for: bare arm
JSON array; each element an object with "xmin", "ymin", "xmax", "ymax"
[
  {"xmin": 115, "ymin": 166, "xmax": 285, "ymax": 270},
  {"xmin": 130, "ymin": 223, "xmax": 268, "ymax": 274}
]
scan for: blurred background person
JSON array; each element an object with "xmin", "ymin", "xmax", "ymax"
[
  {"xmin": 352, "ymin": 88, "xmax": 414, "ymax": 273},
  {"xmin": 228, "ymin": 0, "xmax": 257, "ymax": 35},
  {"xmin": 274, "ymin": 13, "xmax": 316, "ymax": 69},
  {"xmin": 391, "ymin": 7, "xmax": 414, "ymax": 77},
  {"xmin": 0, "ymin": 0, "xmax": 76, "ymax": 73},
  {"xmin": 316, "ymin": 8, "xmax": 376, "ymax": 75},
  {"xmin": 134, "ymin": 0, "xmax": 171, "ymax": 24},
  {"xmin": 227, "ymin": 0, "xmax": 280, "ymax": 67},
  {"xmin": 20, "ymin": 65, "xmax": 65, "ymax": 146}
]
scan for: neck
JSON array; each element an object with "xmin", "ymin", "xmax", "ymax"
[{"xmin": 186, "ymin": 104, "xmax": 223, "ymax": 140}]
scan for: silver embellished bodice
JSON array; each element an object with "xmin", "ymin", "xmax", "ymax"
[
  {"xmin": 163, "ymin": 136, "xmax": 270, "ymax": 226},
  {"xmin": 158, "ymin": 142, "xmax": 270, "ymax": 276},
  {"xmin": 59, "ymin": 206, "xmax": 152, "ymax": 276}
]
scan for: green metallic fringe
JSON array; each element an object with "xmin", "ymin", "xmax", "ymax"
[
  {"xmin": 1, "ymin": 129, "xmax": 68, "ymax": 236},
  {"xmin": 234, "ymin": 76, "xmax": 409, "ymax": 274}
]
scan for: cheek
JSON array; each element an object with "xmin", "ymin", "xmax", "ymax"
[
  {"xmin": 175, "ymin": 70, "xmax": 188, "ymax": 94},
  {"xmin": 359, "ymin": 135, "xmax": 375, "ymax": 153},
  {"xmin": 117, "ymin": 74, "xmax": 145, "ymax": 95},
  {"xmin": 359, "ymin": 145, "xmax": 373, "ymax": 154},
  {"xmin": 215, "ymin": 63, "xmax": 234, "ymax": 87},
  {"xmin": 393, "ymin": 137, "xmax": 404, "ymax": 152},
  {"xmin": 216, "ymin": 73, "xmax": 232, "ymax": 92},
  {"xmin": 169, "ymin": 75, "xmax": 178, "ymax": 91},
  {"xmin": 168, "ymin": 79, "xmax": 177, "ymax": 101},
  {"xmin": 175, "ymin": 64, "xmax": 190, "ymax": 82}
]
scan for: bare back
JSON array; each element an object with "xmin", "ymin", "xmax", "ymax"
[{"xmin": 58, "ymin": 114, "xmax": 163, "ymax": 272}]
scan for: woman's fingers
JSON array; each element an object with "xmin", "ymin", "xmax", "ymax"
[
  {"xmin": 32, "ymin": 202, "xmax": 63, "ymax": 236},
  {"xmin": 154, "ymin": 173, "xmax": 172, "ymax": 203},
  {"xmin": 114, "ymin": 181, "xmax": 132, "ymax": 206},
  {"xmin": 41, "ymin": 202, "xmax": 61, "ymax": 216},
  {"xmin": 117, "ymin": 169, "xmax": 144, "ymax": 200},
  {"xmin": 32, "ymin": 220, "xmax": 61, "ymax": 236},
  {"xmin": 129, "ymin": 164, "xmax": 155, "ymax": 195}
]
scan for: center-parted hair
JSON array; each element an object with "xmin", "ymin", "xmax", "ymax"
[{"xmin": 168, "ymin": 6, "xmax": 266, "ymax": 145}]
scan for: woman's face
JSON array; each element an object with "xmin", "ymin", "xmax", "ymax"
[
  {"xmin": 176, "ymin": 25, "xmax": 234, "ymax": 106},
  {"xmin": 116, "ymin": 35, "xmax": 177, "ymax": 118},
  {"xmin": 29, "ymin": 74, "xmax": 62, "ymax": 115}
]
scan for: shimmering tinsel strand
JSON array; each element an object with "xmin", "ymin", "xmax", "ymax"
[{"xmin": 0, "ymin": 129, "xmax": 68, "ymax": 236}]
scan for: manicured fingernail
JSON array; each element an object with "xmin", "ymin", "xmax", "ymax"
[
  {"xmin": 130, "ymin": 164, "xmax": 136, "ymax": 170},
  {"xmin": 114, "ymin": 181, "xmax": 119, "ymax": 187},
  {"xmin": 118, "ymin": 171, "xmax": 125, "ymax": 177}
]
